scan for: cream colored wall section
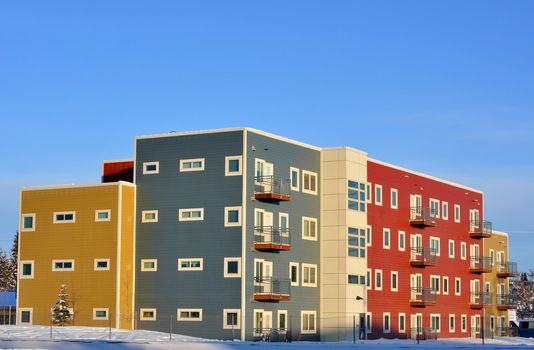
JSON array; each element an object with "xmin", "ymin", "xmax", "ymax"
[{"xmin": 320, "ymin": 147, "xmax": 368, "ymax": 342}]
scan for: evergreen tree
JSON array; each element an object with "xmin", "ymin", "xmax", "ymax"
[
  {"xmin": 9, "ymin": 232, "xmax": 18, "ymax": 291},
  {"xmin": 51, "ymin": 284, "xmax": 72, "ymax": 326},
  {"xmin": 0, "ymin": 250, "xmax": 10, "ymax": 291}
]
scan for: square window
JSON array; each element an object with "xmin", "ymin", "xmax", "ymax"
[
  {"xmin": 223, "ymin": 309, "xmax": 241, "ymax": 329},
  {"xmin": 225, "ymin": 156, "xmax": 242, "ymax": 176},
  {"xmin": 21, "ymin": 214, "xmax": 35, "ymax": 231},
  {"xmin": 224, "ymin": 206, "xmax": 242, "ymax": 227},
  {"xmin": 20, "ymin": 260, "xmax": 34, "ymax": 279},
  {"xmin": 20, "ymin": 309, "xmax": 32, "ymax": 324},
  {"xmin": 224, "ymin": 258, "xmax": 241, "ymax": 278}
]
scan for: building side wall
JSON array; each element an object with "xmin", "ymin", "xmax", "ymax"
[
  {"xmin": 119, "ymin": 184, "xmax": 136, "ymax": 329},
  {"xmin": 484, "ymin": 232, "xmax": 509, "ymax": 335}
]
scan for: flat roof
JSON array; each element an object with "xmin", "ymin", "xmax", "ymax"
[{"xmin": 21, "ymin": 181, "xmax": 135, "ymax": 192}]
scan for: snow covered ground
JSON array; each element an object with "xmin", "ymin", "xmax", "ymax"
[{"xmin": 0, "ymin": 326, "xmax": 533, "ymax": 349}]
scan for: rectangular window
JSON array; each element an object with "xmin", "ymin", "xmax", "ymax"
[
  {"xmin": 94, "ymin": 259, "xmax": 110, "ymax": 271},
  {"xmin": 177, "ymin": 308, "xmax": 202, "ymax": 321},
  {"xmin": 460, "ymin": 242, "xmax": 466, "ymax": 260},
  {"xmin": 179, "ymin": 208, "xmax": 204, "ymax": 221},
  {"xmin": 302, "ymin": 264, "xmax": 317, "ymax": 287},
  {"xmin": 391, "ymin": 271, "xmax": 398, "ymax": 292},
  {"xmin": 367, "ymin": 269, "xmax": 372, "ymax": 289},
  {"xmin": 225, "ymin": 156, "xmax": 242, "ymax": 176},
  {"xmin": 375, "ymin": 269, "xmax": 382, "ymax": 290},
  {"xmin": 348, "ymin": 275, "xmax": 360, "ymax": 284},
  {"xmin": 53, "ymin": 211, "xmax": 75, "ymax": 223},
  {"xmin": 302, "ymin": 170, "xmax": 318, "ymax": 195},
  {"xmin": 442, "ymin": 202, "xmax": 448, "ymax": 220},
  {"xmin": 399, "ymin": 313, "xmax": 406, "ymax": 333},
  {"xmin": 178, "ymin": 258, "xmax": 203, "ymax": 271},
  {"xmin": 142, "ymin": 210, "xmax": 158, "ymax": 223},
  {"xmin": 348, "ymin": 227, "xmax": 366, "ymax": 258},
  {"xmin": 461, "ymin": 314, "xmax": 467, "ymax": 332},
  {"xmin": 21, "ymin": 213, "xmax": 36, "ymax": 232},
  {"xmin": 448, "ymin": 240, "xmax": 455, "ymax": 258},
  {"xmin": 430, "ymin": 198, "xmax": 440, "ymax": 218},
  {"xmin": 301, "ymin": 311, "xmax": 317, "ymax": 334},
  {"xmin": 278, "ymin": 310, "xmax": 288, "ymax": 330},
  {"xmin": 375, "ymin": 184, "xmax": 382, "ymax": 205},
  {"xmin": 383, "ymin": 312, "xmax": 391, "ymax": 333},
  {"xmin": 431, "ymin": 314, "xmax": 441, "ymax": 332},
  {"xmin": 430, "ymin": 236, "xmax": 440, "ymax": 256},
  {"xmin": 93, "ymin": 308, "xmax": 109, "ymax": 320},
  {"xmin": 302, "ymin": 217, "xmax": 318, "ymax": 241},
  {"xmin": 443, "ymin": 276, "xmax": 449, "ymax": 295},
  {"xmin": 454, "ymin": 204, "xmax": 461, "ymax": 223},
  {"xmin": 431, "ymin": 275, "xmax": 440, "ymax": 294},
  {"xmin": 143, "ymin": 161, "xmax": 159, "ymax": 174},
  {"xmin": 290, "ymin": 262, "xmax": 299, "ymax": 286},
  {"xmin": 366, "ymin": 226, "xmax": 372, "ymax": 247},
  {"xmin": 224, "ymin": 206, "xmax": 242, "ymax": 227},
  {"xmin": 19, "ymin": 308, "xmax": 32, "ymax": 325},
  {"xmin": 398, "ymin": 231, "xmax": 405, "ymax": 251},
  {"xmin": 140, "ymin": 308, "xmax": 157, "ymax": 321},
  {"xmin": 52, "ymin": 260, "xmax": 74, "ymax": 271},
  {"xmin": 290, "ymin": 167, "xmax": 300, "ymax": 191},
  {"xmin": 179, "ymin": 158, "xmax": 205, "ymax": 172},
  {"xmin": 20, "ymin": 260, "xmax": 34, "ymax": 279},
  {"xmin": 141, "ymin": 259, "xmax": 157, "ymax": 272},
  {"xmin": 366, "ymin": 183, "xmax": 372, "ymax": 203},
  {"xmin": 366, "ymin": 313, "xmax": 372, "ymax": 333},
  {"xmin": 455, "ymin": 278, "xmax": 461, "ymax": 296},
  {"xmin": 489, "ymin": 249, "xmax": 494, "ymax": 267},
  {"xmin": 95, "ymin": 210, "xmax": 111, "ymax": 222},
  {"xmin": 449, "ymin": 314, "xmax": 455, "ymax": 332},
  {"xmin": 348, "ymin": 180, "xmax": 366, "ymax": 212},
  {"xmin": 223, "ymin": 309, "xmax": 240, "ymax": 329},
  {"xmin": 390, "ymin": 188, "xmax": 398, "ymax": 209},
  {"xmin": 224, "ymin": 257, "xmax": 241, "ymax": 278},
  {"xmin": 383, "ymin": 228, "xmax": 390, "ymax": 249}
]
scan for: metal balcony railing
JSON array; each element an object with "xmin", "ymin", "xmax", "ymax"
[
  {"xmin": 254, "ymin": 176, "xmax": 291, "ymax": 201},
  {"xmin": 497, "ymin": 262, "xmax": 519, "ymax": 277},
  {"xmin": 470, "ymin": 291, "xmax": 492, "ymax": 308},
  {"xmin": 253, "ymin": 277, "xmax": 290, "ymax": 301},
  {"xmin": 496, "ymin": 327, "xmax": 518, "ymax": 337},
  {"xmin": 469, "ymin": 220, "xmax": 492, "ymax": 238},
  {"xmin": 496, "ymin": 294, "xmax": 517, "ymax": 310},
  {"xmin": 469, "ymin": 256, "xmax": 492, "ymax": 273},
  {"xmin": 410, "ymin": 287, "xmax": 437, "ymax": 307},
  {"xmin": 254, "ymin": 226, "xmax": 291, "ymax": 251},
  {"xmin": 410, "ymin": 246, "xmax": 437, "ymax": 267},
  {"xmin": 253, "ymin": 328, "xmax": 291, "ymax": 341},
  {"xmin": 409, "ymin": 206, "xmax": 437, "ymax": 227},
  {"xmin": 408, "ymin": 328, "xmax": 437, "ymax": 340}
]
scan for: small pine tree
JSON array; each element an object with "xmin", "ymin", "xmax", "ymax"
[
  {"xmin": 52, "ymin": 284, "xmax": 72, "ymax": 326},
  {"xmin": 9, "ymin": 232, "xmax": 18, "ymax": 291},
  {"xmin": 0, "ymin": 250, "xmax": 10, "ymax": 291}
]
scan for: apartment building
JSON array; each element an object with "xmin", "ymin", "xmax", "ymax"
[{"xmin": 17, "ymin": 127, "xmax": 514, "ymax": 341}]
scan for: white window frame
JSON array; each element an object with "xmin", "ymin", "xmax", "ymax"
[
  {"xmin": 375, "ymin": 269, "xmax": 383, "ymax": 291},
  {"xmin": 290, "ymin": 167, "xmax": 300, "ymax": 191},
  {"xmin": 177, "ymin": 308, "xmax": 203, "ymax": 321},
  {"xmin": 375, "ymin": 184, "xmax": 383, "ymax": 206},
  {"xmin": 398, "ymin": 231, "xmax": 405, "ymax": 251},
  {"xmin": 53, "ymin": 211, "xmax": 76, "ymax": 224},
  {"xmin": 448, "ymin": 239, "xmax": 455, "ymax": 258},
  {"xmin": 20, "ymin": 260, "xmax": 34, "ymax": 279},
  {"xmin": 383, "ymin": 312, "xmax": 391, "ymax": 333},
  {"xmin": 143, "ymin": 161, "xmax": 159, "ymax": 175},
  {"xmin": 178, "ymin": 208, "xmax": 204, "ymax": 222},
  {"xmin": 461, "ymin": 314, "xmax": 467, "ymax": 332},
  {"xmin": 302, "ymin": 170, "xmax": 318, "ymax": 195},
  {"xmin": 94, "ymin": 258, "xmax": 110, "ymax": 271},
  {"xmin": 223, "ymin": 309, "xmax": 241, "ymax": 329},
  {"xmin": 141, "ymin": 259, "xmax": 157, "ymax": 272},
  {"xmin": 431, "ymin": 313, "xmax": 441, "ymax": 333},
  {"xmin": 289, "ymin": 262, "xmax": 299, "ymax": 286},
  {"xmin": 95, "ymin": 209, "xmax": 111, "ymax": 222},
  {"xmin": 367, "ymin": 225, "xmax": 372, "ymax": 247},
  {"xmin": 443, "ymin": 276, "xmax": 449, "ymax": 295},
  {"xmin": 383, "ymin": 228, "xmax": 390, "ymax": 249},
  {"xmin": 178, "ymin": 258, "xmax": 204, "ymax": 271},
  {"xmin": 225, "ymin": 155, "xmax": 242, "ymax": 176},
  {"xmin": 140, "ymin": 308, "xmax": 157, "ymax": 321},
  {"xmin": 302, "ymin": 263, "xmax": 317, "ymax": 287},
  {"xmin": 179, "ymin": 158, "xmax": 205, "ymax": 172},
  {"xmin": 442, "ymin": 201, "xmax": 449, "ymax": 220},
  {"xmin": 430, "ymin": 236, "xmax": 440, "ymax": 256},
  {"xmin": 301, "ymin": 310, "xmax": 317, "ymax": 334},
  {"xmin": 52, "ymin": 259, "xmax": 74, "ymax": 271},
  {"xmin": 449, "ymin": 314, "xmax": 455, "ymax": 333},
  {"xmin": 142, "ymin": 210, "xmax": 158, "ymax": 223},
  {"xmin": 302, "ymin": 216, "xmax": 318, "ymax": 241},
  {"xmin": 390, "ymin": 188, "xmax": 398, "ymax": 209},
  {"xmin": 93, "ymin": 308, "xmax": 109, "ymax": 321},
  {"xmin": 399, "ymin": 312, "xmax": 406, "ymax": 333},
  {"xmin": 367, "ymin": 269, "xmax": 372, "ymax": 290},
  {"xmin": 430, "ymin": 275, "xmax": 440, "ymax": 294},
  {"xmin": 429, "ymin": 198, "xmax": 440, "ymax": 218},
  {"xmin": 278, "ymin": 310, "xmax": 288, "ymax": 330},
  {"xmin": 391, "ymin": 271, "xmax": 398, "ymax": 292},
  {"xmin": 224, "ymin": 257, "xmax": 241, "ymax": 278},
  {"xmin": 366, "ymin": 183, "xmax": 372, "ymax": 204},
  {"xmin": 455, "ymin": 277, "xmax": 461, "ymax": 296},
  {"xmin": 454, "ymin": 204, "xmax": 461, "ymax": 223},
  {"xmin": 366, "ymin": 312, "xmax": 372, "ymax": 334},
  {"xmin": 18, "ymin": 308, "xmax": 33, "ymax": 325},
  {"xmin": 21, "ymin": 213, "xmax": 36, "ymax": 232},
  {"xmin": 460, "ymin": 242, "xmax": 467, "ymax": 260},
  {"xmin": 224, "ymin": 206, "xmax": 242, "ymax": 227}
]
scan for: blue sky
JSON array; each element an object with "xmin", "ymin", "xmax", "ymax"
[{"xmin": 1, "ymin": 1, "xmax": 533, "ymax": 269}]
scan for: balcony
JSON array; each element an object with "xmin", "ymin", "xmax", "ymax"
[
  {"xmin": 409, "ymin": 207, "xmax": 437, "ymax": 227},
  {"xmin": 410, "ymin": 287, "xmax": 437, "ymax": 307},
  {"xmin": 409, "ymin": 247, "xmax": 437, "ymax": 267},
  {"xmin": 253, "ymin": 277, "xmax": 290, "ymax": 302},
  {"xmin": 254, "ymin": 226, "xmax": 291, "ymax": 251},
  {"xmin": 469, "ymin": 256, "xmax": 492, "ymax": 274},
  {"xmin": 469, "ymin": 220, "xmax": 492, "ymax": 238},
  {"xmin": 470, "ymin": 291, "xmax": 492, "ymax": 309},
  {"xmin": 496, "ymin": 327, "xmax": 518, "ymax": 337},
  {"xmin": 496, "ymin": 294, "xmax": 517, "ymax": 310},
  {"xmin": 497, "ymin": 262, "xmax": 519, "ymax": 278},
  {"xmin": 254, "ymin": 176, "xmax": 291, "ymax": 202},
  {"xmin": 408, "ymin": 328, "xmax": 438, "ymax": 341}
]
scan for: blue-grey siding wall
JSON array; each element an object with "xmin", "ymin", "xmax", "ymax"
[
  {"xmin": 135, "ymin": 131, "xmax": 243, "ymax": 339},
  {"xmin": 245, "ymin": 131, "xmax": 321, "ymax": 341}
]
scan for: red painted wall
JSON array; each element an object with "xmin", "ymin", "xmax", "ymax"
[
  {"xmin": 102, "ymin": 160, "xmax": 134, "ymax": 183},
  {"xmin": 366, "ymin": 159, "xmax": 484, "ymax": 339}
]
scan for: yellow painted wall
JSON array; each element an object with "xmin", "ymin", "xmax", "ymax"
[{"xmin": 484, "ymin": 231, "xmax": 509, "ymax": 335}]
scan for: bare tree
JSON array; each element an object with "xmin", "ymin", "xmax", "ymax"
[{"xmin": 510, "ymin": 270, "xmax": 534, "ymax": 319}]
